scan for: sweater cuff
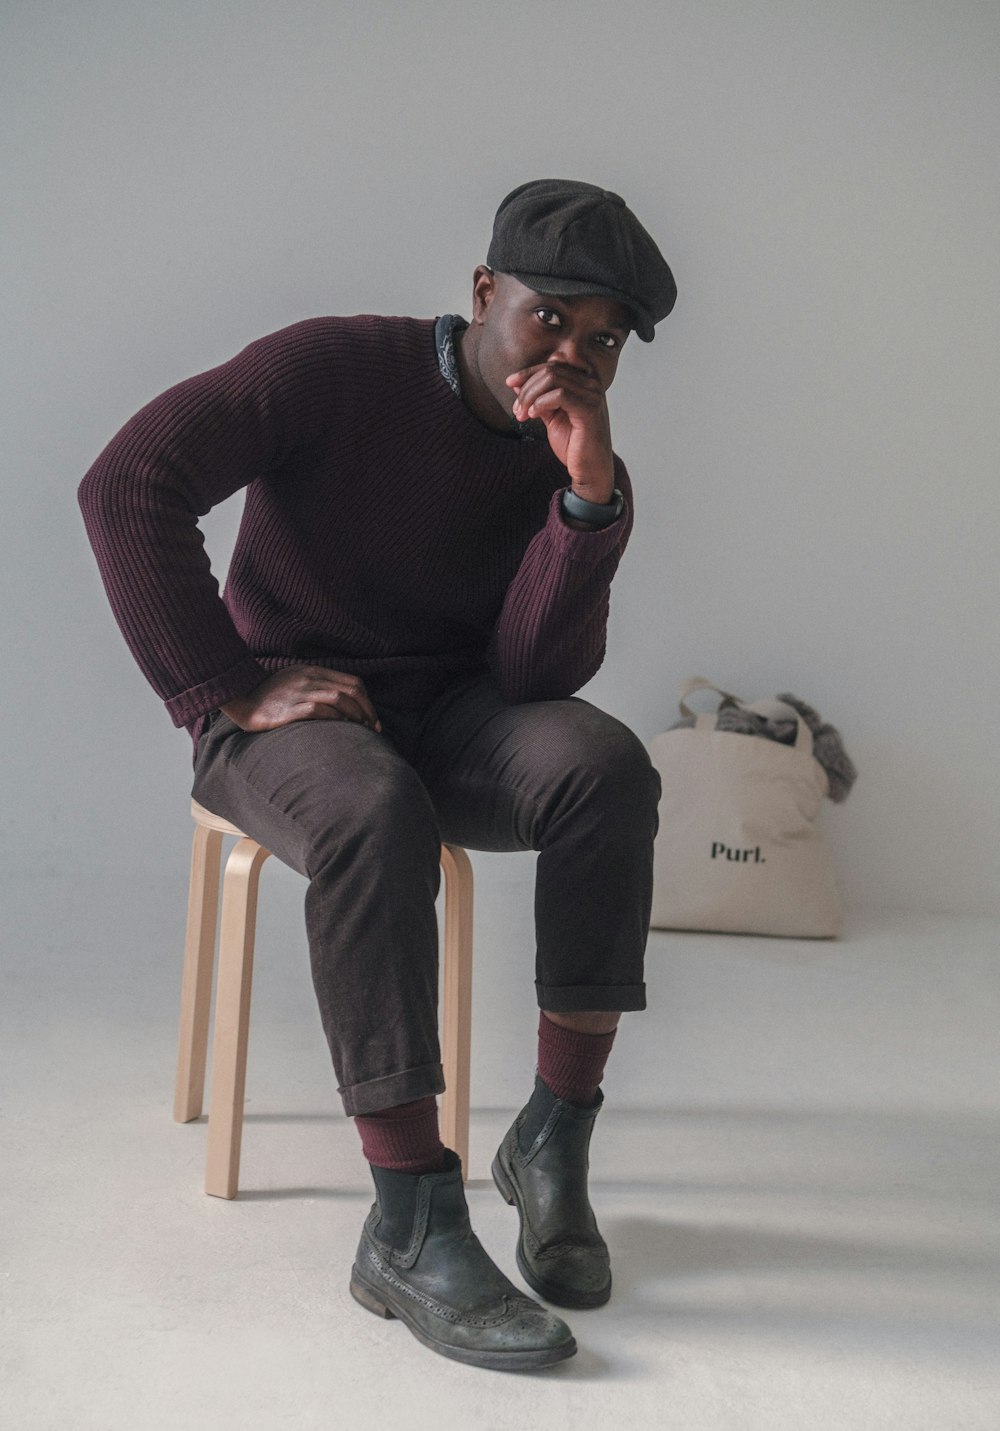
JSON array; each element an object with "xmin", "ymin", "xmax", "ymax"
[
  {"xmin": 547, "ymin": 486, "xmax": 628, "ymax": 560},
  {"xmin": 164, "ymin": 656, "xmax": 269, "ymax": 728}
]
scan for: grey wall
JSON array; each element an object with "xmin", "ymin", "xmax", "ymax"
[{"xmin": 4, "ymin": 0, "xmax": 999, "ymax": 1018}]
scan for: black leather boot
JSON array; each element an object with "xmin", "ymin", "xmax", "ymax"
[
  {"xmin": 492, "ymin": 1075, "xmax": 611, "ymax": 1308},
  {"xmin": 350, "ymin": 1149, "xmax": 576, "ymax": 1369}
]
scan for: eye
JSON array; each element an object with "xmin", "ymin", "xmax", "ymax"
[
  {"xmin": 534, "ymin": 308, "xmax": 562, "ymax": 328},
  {"xmin": 594, "ymin": 333, "xmax": 621, "ymax": 351}
]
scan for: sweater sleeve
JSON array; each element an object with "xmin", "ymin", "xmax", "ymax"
[
  {"xmin": 77, "ymin": 321, "xmax": 334, "ymax": 728},
  {"xmin": 487, "ymin": 457, "xmax": 634, "ymax": 702}
]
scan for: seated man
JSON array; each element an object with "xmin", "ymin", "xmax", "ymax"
[{"xmin": 78, "ymin": 178, "xmax": 676, "ymax": 1371}]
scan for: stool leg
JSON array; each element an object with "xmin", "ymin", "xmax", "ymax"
[
  {"xmin": 205, "ymin": 837, "xmax": 271, "ymax": 1199},
  {"xmin": 174, "ymin": 824, "xmax": 223, "ymax": 1123},
  {"xmin": 439, "ymin": 844, "xmax": 473, "ymax": 1180}
]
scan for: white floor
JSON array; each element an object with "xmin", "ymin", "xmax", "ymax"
[{"xmin": 3, "ymin": 907, "xmax": 999, "ymax": 1430}]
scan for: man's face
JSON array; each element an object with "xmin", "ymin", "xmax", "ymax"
[{"xmin": 469, "ymin": 269, "xmax": 631, "ymax": 430}]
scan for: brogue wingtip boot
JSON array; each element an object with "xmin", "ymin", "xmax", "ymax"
[
  {"xmin": 492, "ymin": 1076, "xmax": 612, "ymax": 1309},
  {"xmin": 350, "ymin": 1149, "xmax": 577, "ymax": 1370}
]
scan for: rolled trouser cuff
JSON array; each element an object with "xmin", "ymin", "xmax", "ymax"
[
  {"xmin": 340, "ymin": 1061, "xmax": 446, "ymax": 1117},
  {"xmin": 535, "ymin": 981, "xmax": 646, "ymax": 1013}
]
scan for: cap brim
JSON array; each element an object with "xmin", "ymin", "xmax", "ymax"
[{"xmin": 504, "ymin": 271, "xmax": 656, "ymax": 341}]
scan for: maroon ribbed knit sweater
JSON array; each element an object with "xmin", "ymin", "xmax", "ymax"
[{"xmin": 78, "ymin": 316, "xmax": 633, "ymax": 743}]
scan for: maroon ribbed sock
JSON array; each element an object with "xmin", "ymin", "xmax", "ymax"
[
  {"xmin": 537, "ymin": 1012, "xmax": 618, "ymax": 1106},
  {"xmin": 354, "ymin": 1095, "xmax": 448, "ymax": 1173}
]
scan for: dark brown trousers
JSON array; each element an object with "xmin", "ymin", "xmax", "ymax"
[{"xmin": 191, "ymin": 673, "xmax": 659, "ymax": 1115}]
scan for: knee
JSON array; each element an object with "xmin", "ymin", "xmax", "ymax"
[
  {"xmin": 543, "ymin": 706, "xmax": 661, "ymax": 822},
  {"xmin": 585, "ymin": 718, "xmax": 661, "ymax": 815},
  {"xmin": 366, "ymin": 759, "xmax": 439, "ymax": 836}
]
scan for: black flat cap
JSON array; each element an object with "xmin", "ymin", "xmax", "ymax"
[{"xmin": 486, "ymin": 178, "xmax": 676, "ymax": 341}]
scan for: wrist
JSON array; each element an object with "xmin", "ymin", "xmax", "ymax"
[
  {"xmin": 568, "ymin": 454, "xmax": 615, "ymax": 506},
  {"xmin": 569, "ymin": 476, "xmax": 615, "ymax": 505},
  {"xmin": 219, "ymin": 691, "xmax": 255, "ymax": 722}
]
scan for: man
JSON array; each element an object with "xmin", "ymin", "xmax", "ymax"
[{"xmin": 79, "ymin": 178, "xmax": 676, "ymax": 1371}]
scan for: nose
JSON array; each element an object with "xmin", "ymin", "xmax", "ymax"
[{"xmin": 549, "ymin": 333, "xmax": 591, "ymax": 374}]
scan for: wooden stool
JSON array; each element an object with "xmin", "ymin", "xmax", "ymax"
[{"xmin": 173, "ymin": 799, "xmax": 474, "ymax": 1198}]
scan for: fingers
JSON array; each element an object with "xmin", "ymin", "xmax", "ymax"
[
  {"xmin": 308, "ymin": 689, "xmax": 378, "ymax": 728},
  {"xmin": 301, "ymin": 668, "xmax": 381, "ymax": 730},
  {"xmin": 222, "ymin": 667, "xmax": 384, "ymax": 733},
  {"xmin": 506, "ymin": 360, "xmax": 601, "ymax": 390},
  {"xmin": 506, "ymin": 360, "xmax": 603, "ymax": 395},
  {"xmin": 508, "ymin": 363, "xmax": 605, "ymax": 422}
]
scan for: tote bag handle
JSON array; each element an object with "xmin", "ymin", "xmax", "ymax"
[
  {"xmin": 678, "ymin": 678, "xmax": 813, "ymax": 755},
  {"xmin": 677, "ymin": 676, "xmax": 742, "ymax": 719}
]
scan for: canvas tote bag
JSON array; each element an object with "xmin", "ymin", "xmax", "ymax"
[{"xmin": 648, "ymin": 678, "xmax": 843, "ymax": 938}]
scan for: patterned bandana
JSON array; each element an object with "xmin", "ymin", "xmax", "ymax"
[{"xmin": 434, "ymin": 313, "xmax": 467, "ymax": 397}]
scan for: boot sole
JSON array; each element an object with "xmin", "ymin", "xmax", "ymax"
[
  {"xmin": 492, "ymin": 1150, "xmax": 612, "ymax": 1310},
  {"xmin": 349, "ymin": 1266, "xmax": 577, "ymax": 1371}
]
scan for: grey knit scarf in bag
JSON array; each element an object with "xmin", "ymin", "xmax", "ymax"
[{"xmin": 669, "ymin": 693, "xmax": 857, "ymax": 803}]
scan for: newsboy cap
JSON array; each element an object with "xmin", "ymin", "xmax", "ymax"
[{"xmin": 486, "ymin": 178, "xmax": 676, "ymax": 341}]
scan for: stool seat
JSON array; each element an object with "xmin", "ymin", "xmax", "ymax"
[
  {"xmin": 174, "ymin": 798, "xmax": 474, "ymax": 1198},
  {"xmin": 190, "ymin": 799, "xmax": 245, "ymax": 837}
]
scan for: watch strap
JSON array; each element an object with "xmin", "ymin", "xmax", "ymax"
[{"xmin": 561, "ymin": 486, "xmax": 624, "ymax": 528}]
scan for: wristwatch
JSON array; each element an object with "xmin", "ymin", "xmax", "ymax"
[{"xmin": 561, "ymin": 486, "xmax": 624, "ymax": 529}]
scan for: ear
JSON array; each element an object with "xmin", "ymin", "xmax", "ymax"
[{"xmin": 470, "ymin": 265, "xmax": 497, "ymax": 324}]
